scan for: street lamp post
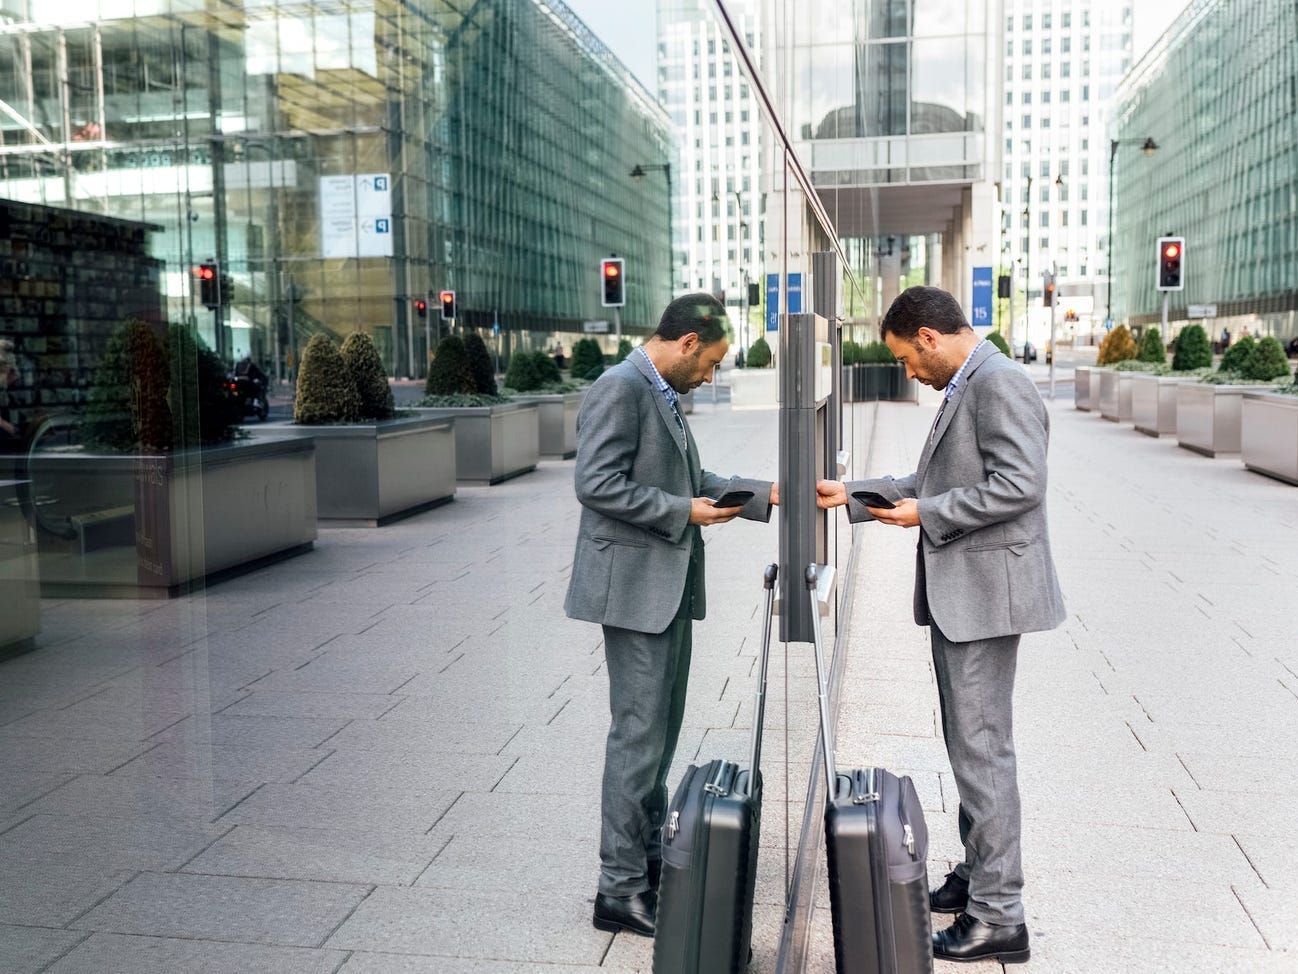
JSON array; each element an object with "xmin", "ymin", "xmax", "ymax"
[
  {"xmin": 1107, "ymin": 137, "xmax": 1159, "ymax": 325},
  {"xmin": 629, "ymin": 163, "xmax": 674, "ymax": 293},
  {"xmin": 1023, "ymin": 175, "xmax": 1032, "ymax": 359}
]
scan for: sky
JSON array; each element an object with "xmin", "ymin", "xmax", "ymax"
[{"xmin": 561, "ymin": 0, "xmax": 1194, "ymax": 100}]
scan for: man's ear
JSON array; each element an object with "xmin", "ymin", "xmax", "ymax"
[
  {"xmin": 678, "ymin": 332, "xmax": 701, "ymax": 355},
  {"xmin": 915, "ymin": 326, "xmax": 939, "ymax": 349}
]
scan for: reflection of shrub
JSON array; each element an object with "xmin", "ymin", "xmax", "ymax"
[
  {"xmin": 463, "ymin": 332, "xmax": 497, "ymax": 396},
  {"xmin": 986, "ymin": 331, "xmax": 1011, "ymax": 357},
  {"xmin": 425, "ymin": 335, "xmax": 475, "ymax": 396},
  {"xmin": 861, "ymin": 341, "xmax": 896, "ymax": 364},
  {"xmin": 841, "ymin": 341, "xmax": 863, "ymax": 365},
  {"xmin": 295, "ymin": 334, "xmax": 360, "ymax": 424},
  {"xmin": 340, "ymin": 332, "xmax": 395, "ymax": 420},
  {"xmin": 504, "ymin": 351, "xmax": 541, "ymax": 392},
  {"xmin": 533, "ymin": 351, "xmax": 562, "ymax": 386},
  {"xmin": 1242, "ymin": 336, "xmax": 1291, "ymax": 381},
  {"xmin": 169, "ymin": 325, "xmax": 241, "ymax": 447},
  {"xmin": 1219, "ymin": 335, "xmax": 1255, "ymax": 373},
  {"xmin": 570, "ymin": 338, "xmax": 605, "ymax": 380},
  {"xmin": 1171, "ymin": 324, "xmax": 1213, "ymax": 371},
  {"xmin": 1097, "ymin": 325, "xmax": 1138, "ymax": 365},
  {"xmin": 83, "ymin": 319, "xmax": 171, "ymax": 452},
  {"xmin": 746, "ymin": 336, "xmax": 772, "ymax": 368},
  {"xmin": 1137, "ymin": 327, "xmax": 1166, "ymax": 364},
  {"xmin": 615, "ymin": 338, "xmax": 633, "ymax": 363}
]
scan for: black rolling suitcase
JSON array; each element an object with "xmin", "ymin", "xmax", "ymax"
[
  {"xmin": 652, "ymin": 564, "xmax": 778, "ymax": 974},
  {"xmin": 806, "ymin": 565, "xmax": 934, "ymax": 974}
]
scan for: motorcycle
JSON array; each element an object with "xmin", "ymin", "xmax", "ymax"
[{"xmin": 226, "ymin": 372, "xmax": 270, "ymax": 422}]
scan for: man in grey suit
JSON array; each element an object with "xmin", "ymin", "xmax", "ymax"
[
  {"xmin": 565, "ymin": 293, "xmax": 776, "ymax": 937},
  {"xmin": 818, "ymin": 286, "xmax": 1064, "ymax": 965}
]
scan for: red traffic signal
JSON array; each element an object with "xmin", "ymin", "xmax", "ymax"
[
  {"xmin": 194, "ymin": 260, "xmax": 220, "ymax": 309},
  {"xmin": 439, "ymin": 290, "xmax": 456, "ymax": 320},
  {"xmin": 1156, "ymin": 236, "xmax": 1184, "ymax": 291},
  {"xmin": 601, "ymin": 257, "xmax": 625, "ymax": 307},
  {"xmin": 414, "ymin": 299, "xmax": 427, "ymax": 319}
]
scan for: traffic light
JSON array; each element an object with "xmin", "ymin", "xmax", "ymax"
[
  {"xmin": 439, "ymin": 290, "xmax": 456, "ymax": 320},
  {"xmin": 414, "ymin": 299, "xmax": 427, "ymax": 319},
  {"xmin": 998, "ymin": 274, "xmax": 1012, "ymax": 299},
  {"xmin": 748, "ymin": 282, "xmax": 761, "ymax": 306},
  {"xmin": 1157, "ymin": 236, "xmax": 1184, "ymax": 291},
  {"xmin": 194, "ymin": 261, "xmax": 219, "ymax": 310},
  {"xmin": 1042, "ymin": 271, "xmax": 1055, "ymax": 308},
  {"xmin": 601, "ymin": 257, "xmax": 625, "ymax": 308}
]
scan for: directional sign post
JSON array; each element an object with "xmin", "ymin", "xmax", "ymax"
[{"xmin": 972, "ymin": 266, "xmax": 993, "ymax": 329}]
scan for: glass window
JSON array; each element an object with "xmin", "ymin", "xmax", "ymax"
[
  {"xmin": 1022, "ymin": 64, "xmax": 1032, "ymax": 80},
  {"xmin": 1023, "ymin": 14, "xmax": 1032, "ymax": 30},
  {"xmin": 858, "ymin": 41, "xmax": 909, "ymax": 136},
  {"xmin": 1023, "ymin": 40, "xmax": 1032, "ymax": 56},
  {"xmin": 1062, "ymin": 62, "xmax": 1071, "ymax": 78},
  {"xmin": 1043, "ymin": 38, "xmax": 1051, "ymax": 55},
  {"xmin": 1042, "ymin": 91, "xmax": 1051, "ymax": 103},
  {"xmin": 1042, "ymin": 63, "xmax": 1052, "ymax": 79},
  {"xmin": 1044, "ymin": 13, "xmax": 1052, "ymax": 29},
  {"xmin": 1062, "ymin": 37, "xmax": 1071, "ymax": 53},
  {"xmin": 1040, "ymin": 212, "xmax": 1049, "ymax": 227},
  {"xmin": 1023, "ymin": 91, "xmax": 1032, "ymax": 104},
  {"xmin": 1063, "ymin": 12, "xmax": 1072, "ymax": 28},
  {"xmin": 914, "ymin": 0, "xmax": 966, "ymax": 36},
  {"xmin": 1040, "ymin": 187, "xmax": 1050, "ymax": 202},
  {"xmin": 1022, "ymin": 114, "xmax": 1031, "ymax": 128}
]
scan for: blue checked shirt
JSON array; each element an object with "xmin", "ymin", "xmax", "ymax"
[
  {"xmin": 931, "ymin": 339, "xmax": 986, "ymax": 442},
  {"xmin": 638, "ymin": 347, "xmax": 686, "ymax": 440}
]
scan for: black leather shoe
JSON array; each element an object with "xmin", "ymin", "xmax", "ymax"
[
  {"xmin": 929, "ymin": 870, "xmax": 969, "ymax": 914},
  {"xmin": 593, "ymin": 891, "xmax": 656, "ymax": 937},
  {"xmin": 933, "ymin": 912, "xmax": 1030, "ymax": 964}
]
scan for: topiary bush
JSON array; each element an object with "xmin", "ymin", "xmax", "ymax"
[
  {"xmin": 1137, "ymin": 327, "xmax": 1166, "ymax": 364},
  {"xmin": 462, "ymin": 332, "xmax": 497, "ymax": 396},
  {"xmin": 615, "ymin": 338, "xmax": 633, "ymax": 363},
  {"xmin": 986, "ymin": 331, "xmax": 1011, "ymax": 357},
  {"xmin": 295, "ymin": 333, "xmax": 360, "ymax": 424},
  {"xmin": 169, "ymin": 324, "xmax": 241, "ymax": 447},
  {"xmin": 1097, "ymin": 324, "xmax": 1138, "ymax": 365},
  {"xmin": 746, "ymin": 336, "xmax": 773, "ymax": 368},
  {"xmin": 1171, "ymin": 324, "xmax": 1213, "ymax": 371},
  {"xmin": 425, "ymin": 335, "xmax": 476, "ymax": 396},
  {"xmin": 82, "ymin": 318, "xmax": 173, "ymax": 453},
  {"xmin": 1241, "ymin": 336, "xmax": 1291, "ymax": 381},
  {"xmin": 340, "ymin": 332, "xmax": 395, "ymax": 420},
  {"xmin": 841, "ymin": 340, "xmax": 863, "ymax": 365},
  {"xmin": 569, "ymin": 338, "xmax": 605, "ymax": 380},
  {"xmin": 861, "ymin": 341, "xmax": 896, "ymax": 364},
  {"xmin": 1218, "ymin": 335, "xmax": 1256, "ymax": 373},
  {"xmin": 533, "ymin": 350, "xmax": 562, "ymax": 386},
  {"xmin": 503, "ymin": 350, "xmax": 542, "ymax": 392}
]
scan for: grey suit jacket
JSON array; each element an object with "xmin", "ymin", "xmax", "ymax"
[
  {"xmin": 846, "ymin": 344, "xmax": 1065, "ymax": 643},
  {"xmin": 564, "ymin": 353, "xmax": 772, "ymax": 635}
]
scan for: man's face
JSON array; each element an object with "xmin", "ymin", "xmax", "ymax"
[
  {"xmin": 884, "ymin": 329, "xmax": 959, "ymax": 390},
  {"xmin": 663, "ymin": 335, "xmax": 729, "ymax": 393}
]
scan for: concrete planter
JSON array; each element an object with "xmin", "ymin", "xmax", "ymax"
[
  {"xmin": 1131, "ymin": 375, "xmax": 1195, "ymax": 437},
  {"xmin": 1, "ymin": 479, "xmax": 40, "ymax": 657},
  {"xmin": 730, "ymin": 367, "xmax": 779, "ymax": 408},
  {"xmin": 1241, "ymin": 391, "xmax": 1298, "ymax": 486},
  {"xmin": 1098, "ymin": 369, "xmax": 1140, "ymax": 423},
  {"xmin": 411, "ymin": 402, "xmax": 538, "ymax": 485},
  {"xmin": 260, "ymin": 415, "xmax": 456, "ymax": 524},
  {"xmin": 27, "ymin": 437, "xmax": 317, "ymax": 597},
  {"xmin": 515, "ymin": 390, "xmax": 585, "ymax": 459},
  {"xmin": 1074, "ymin": 366, "xmax": 1098, "ymax": 410},
  {"xmin": 1176, "ymin": 383, "xmax": 1253, "ymax": 457}
]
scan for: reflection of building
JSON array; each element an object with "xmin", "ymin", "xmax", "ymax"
[
  {"xmin": 0, "ymin": 1, "xmax": 672, "ymax": 377},
  {"xmin": 657, "ymin": 0, "xmax": 763, "ymax": 339},
  {"xmin": 1111, "ymin": 0, "xmax": 1297, "ymax": 344},
  {"xmin": 1002, "ymin": 0, "xmax": 1134, "ymax": 340},
  {"xmin": 770, "ymin": 0, "xmax": 1000, "ymax": 333}
]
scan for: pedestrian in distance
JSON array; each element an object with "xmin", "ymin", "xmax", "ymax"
[
  {"xmin": 817, "ymin": 285, "xmax": 1065, "ymax": 965},
  {"xmin": 565, "ymin": 292, "xmax": 777, "ymax": 938}
]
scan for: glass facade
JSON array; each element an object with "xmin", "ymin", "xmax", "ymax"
[
  {"xmin": 0, "ymin": 0, "xmax": 673, "ymax": 380},
  {"xmin": 1110, "ymin": 0, "xmax": 1298, "ymax": 337}
]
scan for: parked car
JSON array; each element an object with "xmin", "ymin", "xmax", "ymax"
[{"xmin": 1013, "ymin": 341, "xmax": 1038, "ymax": 363}]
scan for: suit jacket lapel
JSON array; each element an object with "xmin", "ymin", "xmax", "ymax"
[
  {"xmin": 631, "ymin": 352, "xmax": 691, "ymax": 465},
  {"xmin": 917, "ymin": 343, "xmax": 997, "ymax": 482}
]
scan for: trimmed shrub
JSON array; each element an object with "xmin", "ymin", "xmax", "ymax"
[
  {"xmin": 504, "ymin": 350, "xmax": 542, "ymax": 392},
  {"xmin": 569, "ymin": 338, "xmax": 605, "ymax": 380},
  {"xmin": 841, "ymin": 340, "xmax": 863, "ymax": 366},
  {"xmin": 1097, "ymin": 324, "xmax": 1138, "ymax": 365},
  {"xmin": 861, "ymin": 341, "xmax": 896, "ymax": 364},
  {"xmin": 1137, "ymin": 327, "xmax": 1166, "ymax": 364},
  {"xmin": 1171, "ymin": 324, "xmax": 1213, "ymax": 371},
  {"xmin": 1241, "ymin": 336, "xmax": 1291, "ymax": 381},
  {"xmin": 615, "ymin": 338, "xmax": 633, "ymax": 363},
  {"xmin": 414, "ymin": 392, "xmax": 510, "ymax": 407},
  {"xmin": 986, "ymin": 331, "xmax": 1011, "ymax": 357},
  {"xmin": 1218, "ymin": 335, "xmax": 1256, "ymax": 373},
  {"xmin": 462, "ymin": 332, "xmax": 497, "ymax": 396},
  {"xmin": 82, "ymin": 318, "xmax": 172, "ymax": 452},
  {"xmin": 746, "ymin": 336, "xmax": 773, "ymax": 368},
  {"xmin": 425, "ymin": 335, "xmax": 476, "ymax": 396},
  {"xmin": 340, "ymin": 332, "xmax": 395, "ymax": 420},
  {"xmin": 169, "ymin": 325, "xmax": 241, "ymax": 446},
  {"xmin": 295, "ymin": 333, "xmax": 360, "ymax": 424},
  {"xmin": 533, "ymin": 350, "xmax": 562, "ymax": 386}
]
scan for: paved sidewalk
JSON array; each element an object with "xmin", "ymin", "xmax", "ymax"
[{"xmin": 1, "ymin": 388, "xmax": 1295, "ymax": 972}]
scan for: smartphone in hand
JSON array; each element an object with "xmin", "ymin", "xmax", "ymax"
[
  {"xmin": 852, "ymin": 489, "xmax": 897, "ymax": 510},
  {"xmin": 713, "ymin": 488, "xmax": 755, "ymax": 508}
]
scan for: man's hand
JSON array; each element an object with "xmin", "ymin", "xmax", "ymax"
[
  {"xmin": 870, "ymin": 497, "xmax": 920, "ymax": 528},
  {"xmin": 690, "ymin": 497, "xmax": 743, "ymax": 525},
  {"xmin": 816, "ymin": 480, "xmax": 847, "ymax": 509},
  {"xmin": 769, "ymin": 482, "xmax": 779, "ymax": 506}
]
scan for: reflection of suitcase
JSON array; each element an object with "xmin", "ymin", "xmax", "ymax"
[
  {"xmin": 652, "ymin": 564, "xmax": 777, "ymax": 974},
  {"xmin": 806, "ymin": 565, "xmax": 934, "ymax": 974}
]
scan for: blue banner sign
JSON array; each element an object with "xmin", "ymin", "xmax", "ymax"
[
  {"xmin": 766, "ymin": 273, "xmax": 779, "ymax": 332},
  {"xmin": 787, "ymin": 273, "xmax": 803, "ymax": 314},
  {"xmin": 971, "ymin": 266, "xmax": 993, "ymax": 328}
]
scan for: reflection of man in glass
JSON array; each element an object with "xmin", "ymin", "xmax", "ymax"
[{"xmin": 0, "ymin": 340, "xmax": 22, "ymax": 451}]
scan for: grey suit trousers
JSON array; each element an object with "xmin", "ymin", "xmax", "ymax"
[
  {"xmin": 931, "ymin": 624, "xmax": 1025, "ymax": 926},
  {"xmin": 597, "ymin": 550, "xmax": 698, "ymax": 896}
]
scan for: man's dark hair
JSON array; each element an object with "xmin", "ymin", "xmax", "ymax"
[
  {"xmin": 654, "ymin": 292, "xmax": 728, "ymax": 345},
  {"xmin": 880, "ymin": 286, "xmax": 971, "ymax": 342}
]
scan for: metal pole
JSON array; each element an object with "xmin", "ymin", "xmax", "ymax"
[
  {"xmin": 1162, "ymin": 292, "xmax": 1169, "ymax": 336},
  {"xmin": 614, "ymin": 306, "xmax": 621, "ymax": 348},
  {"xmin": 1108, "ymin": 139, "xmax": 1118, "ymax": 325},
  {"xmin": 1023, "ymin": 176, "xmax": 1032, "ymax": 360},
  {"xmin": 1008, "ymin": 265, "xmax": 1015, "ymax": 357},
  {"xmin": 1049, "ymin": 263, "xmax": 1058, "ymax": 399}
]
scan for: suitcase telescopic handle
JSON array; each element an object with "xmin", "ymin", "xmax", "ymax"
[
  {"xmin": 806, "ymin": 564, "xmax": 838, "ymax": 794},
  {"xmin": 747, "ymin": 563, "xmax": 779, "ymax": 783}
]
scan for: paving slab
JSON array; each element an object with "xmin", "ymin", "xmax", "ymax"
[
  {"xmin": 215, "ymin": 782, "xmax": 459, "ymax": 832},
  {"xmin": 0, "ymin": 924, "xmax": 86, "ymax": 974},
  {"xmin": 45, "ymin": 933, "xmax": 345, "ymax": 974}
]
